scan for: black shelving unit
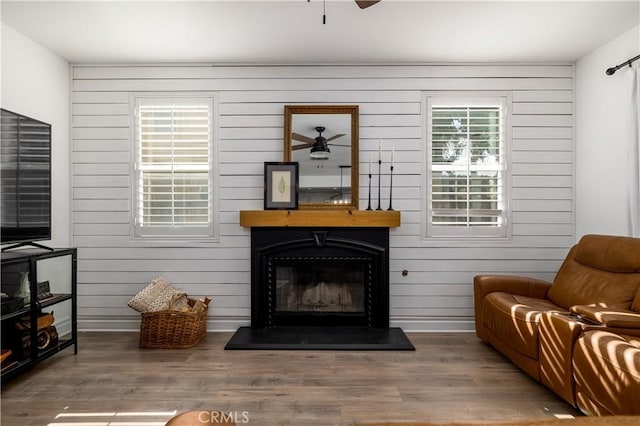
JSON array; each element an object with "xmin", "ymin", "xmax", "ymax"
[{"xmin": 1, "ymin": 247, "xmax": 77, "ymax": 381}]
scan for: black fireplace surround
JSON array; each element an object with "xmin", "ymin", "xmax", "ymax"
[
  {"xmin": 252, "ymin": 227, "xmax": 389, "ymax": 329},
  {"xmin": 225, "ymin": 226, "xmax": 414, "ymax": 350}
]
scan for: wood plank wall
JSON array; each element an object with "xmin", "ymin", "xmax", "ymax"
[{"xmin": 71, "ymin": 64, "xmax": 574, "ymax": 331}]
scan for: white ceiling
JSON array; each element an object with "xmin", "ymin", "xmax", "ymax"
[{"xmin": 1, "ymin": 1, "xmax": 638, "ymax": 64}]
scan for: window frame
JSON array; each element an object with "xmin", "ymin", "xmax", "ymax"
[
  {"xmin": 129, "ymin": 93, "xmax": 219, "ymax": 243},
  {"xmin": 422, "ymin": 92, "xmax": 512, "ymax": 242}
]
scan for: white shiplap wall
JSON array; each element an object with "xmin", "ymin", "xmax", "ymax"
[{"xmin": 71, "ymin": 64, "xmax": 574, "ymax": 332}]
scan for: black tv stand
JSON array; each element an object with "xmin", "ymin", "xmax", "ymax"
[
  {"xmin": 1, "ymin": 242, "xmax": 54, "ymax": 252},
  {"xmin": 1, "ymin": 247, "xmax": 77, "ymax": 381}
]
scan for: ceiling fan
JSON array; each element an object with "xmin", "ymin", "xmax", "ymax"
[
  {"xmin": 308, "ymin": 0, "xmax": 381, "ymax": 9},
  {"xmin": 310, "ymin": 0, "xmax": 381, "ymax": 24},
  {"xmin": 292, "ymin": 126, "xmax": 348, "ymax": 159}
]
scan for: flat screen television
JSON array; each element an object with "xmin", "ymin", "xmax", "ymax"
[{"xmin": 0, "ymin": 109, "xmax": 52, "ymax": 247}]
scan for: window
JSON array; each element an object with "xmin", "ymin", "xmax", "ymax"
[
  {"xmin": 132, "ymin": 96, "xmax": 215, "ymax": 239},
  {"xmin": 425, "ymin": 94, "xmax": 510, "ymax": 239}
]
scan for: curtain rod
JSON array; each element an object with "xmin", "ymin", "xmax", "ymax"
[{"xmin": 606, "ymin": 54, "xmax": 640, "ymax": 75}]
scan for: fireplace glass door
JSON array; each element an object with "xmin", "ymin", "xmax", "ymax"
[{"xmin": 273, "ymin": 260, "xmax": 367, "ymax": 324}]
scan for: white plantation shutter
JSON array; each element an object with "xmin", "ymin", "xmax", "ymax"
[
  {"xmin": 134, "ymin": 97, "xmax": 213, "ymax": 238},
  {"xmin": 426, "ymin": 95, "xmax": 509, "ymax": 238}
]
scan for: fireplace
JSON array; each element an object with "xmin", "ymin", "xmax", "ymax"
[
  {"xmin": 226, "ymin": 210, "xmax": 414, "ymax": 350},
  {"xmin": 251, "ymin": 227, "xmax": 389, "ymax": 329}
]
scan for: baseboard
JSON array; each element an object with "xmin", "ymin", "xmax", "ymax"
[
  {"xmin": 391, "ymin": 316, "xmax": 475, "ymax": 332},
  {"xmin": 78, "ymin": 315, "xmax": 250, "ymax": 332},
  {"xmin": 79, "ymin": 315, "xmax": 475, "ymax": 333},
  {"xmin": 53, "ymin": 315, "xmax": 72, "ymax": 338}
]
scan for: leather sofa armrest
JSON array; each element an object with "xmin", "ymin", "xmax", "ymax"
[
  {"xmin": 570, "ymin": 305, "xmax": 640, "ymax": 329},
  {"xmin": 473, "ymin": 275, "xmax": 552, "ymax": 340},
  {"xmin": 474, "ymin": 275, "xmax": 552, "ymax": 301}
]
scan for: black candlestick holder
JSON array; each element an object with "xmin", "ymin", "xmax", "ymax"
[
  {"xmin": 387, "ymin": 165, "xmax": 394, "ymax": 211},
  {"xmin": 376, "ymin": 159, "xmax": 382, "ymax": 210},
  {"xmin": 366, "ymin": 173, "xmax": 373, "ymax": 210}
]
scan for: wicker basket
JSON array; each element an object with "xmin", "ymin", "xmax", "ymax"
[{"xmin": 139, "ymin": 299, "xmax": 208, "ymax": 349}]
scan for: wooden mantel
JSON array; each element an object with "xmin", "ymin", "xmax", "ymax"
[{"xmin": 239, "ymin": 210, "xmax": 401, "ymax": 228}]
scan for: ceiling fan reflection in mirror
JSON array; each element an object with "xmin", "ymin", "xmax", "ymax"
[{"xmin": 292, "ymin": 126, "xmax": 348, "ymax": 159}]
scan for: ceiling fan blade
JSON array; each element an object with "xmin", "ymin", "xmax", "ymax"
[
  {"xmin": 325, "ymin": 133, "xmax": 346, "ymax": 142},
  {"xmin": 292, "ymin": 133, "xmax": 315, "ymax": 143},
  {"xmin": 328, "ymin": 143, "xmax": 350, "ymax": 147},
  {"xmin": 292, "ymin": 143, "xmax": 313, "ymax": 151},
  {"xmin": 355, "ymin": 0, "xmax": 381, "ymax": 9}
]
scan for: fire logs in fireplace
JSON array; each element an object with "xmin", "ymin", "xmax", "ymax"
[{"xmin": 298, "ymin": 281, "xmax": 353, "ymax": 311}]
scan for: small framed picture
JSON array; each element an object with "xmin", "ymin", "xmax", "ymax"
[{"xmin": 264, "ymin": 162, "xmax": 299, "ymax": 210}]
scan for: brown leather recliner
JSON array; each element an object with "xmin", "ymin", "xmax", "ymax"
[
  {"xmin": 573, "ymin": 329, "xmax": 640, "ymax": 415},
  {"xmin": 474, "ymin": 234, "xmax": 640, "ymax": 415},
  {"xmin": 568, "ymin": 304, "xmax": 640, "ymax": 415}
]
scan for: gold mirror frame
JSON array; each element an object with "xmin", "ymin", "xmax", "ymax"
[{"xmin": 284, "ymin": 105, "xmax": 359, "ymax": 210}]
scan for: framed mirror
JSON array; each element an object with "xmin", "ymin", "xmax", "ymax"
[{"xmin": 284, "ymin": 105, "xmax": 359, "ymax": 210}]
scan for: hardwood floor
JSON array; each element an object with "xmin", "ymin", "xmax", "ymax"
[{"xmin": 0, "ymin": 332, "xmax": 580, "ymax": 426}]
